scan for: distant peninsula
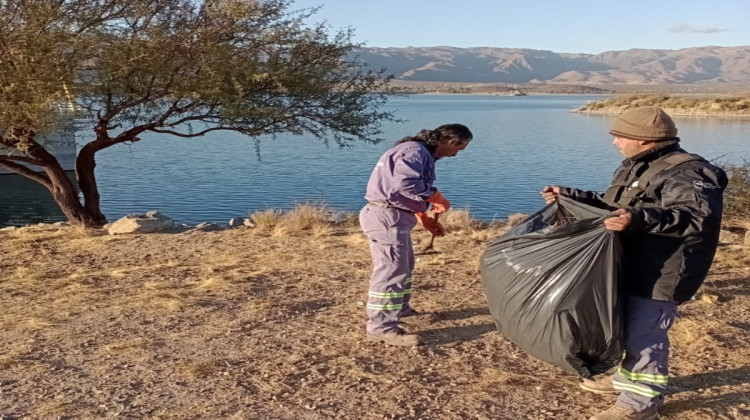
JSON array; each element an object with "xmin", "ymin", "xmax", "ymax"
[{"xmin": 572, "ymin": 94, "xmax": 750, "ymax": 117}]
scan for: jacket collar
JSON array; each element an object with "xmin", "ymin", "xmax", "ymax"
[{"xmin": 625, "ymin": 140, "xmax": 682, "ymax": 164}]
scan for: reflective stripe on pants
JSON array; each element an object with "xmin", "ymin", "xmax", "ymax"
[
  {"xmin": 615, "ymin": 295, "xmax": 677, "ymax": 411},
  {"xmin": 360, "ymin": 204, "xmax": 416, "ymax": 334}
]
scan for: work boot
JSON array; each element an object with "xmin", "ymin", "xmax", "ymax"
[
  {"xmin": 366, "ymin": 328, "xmax": 420, "ymax": 346},
  {"xmin": 589, "ymin": 404, "xmax": 658, "ymax": 420},
  {"xmin": 399, "ymin": 308, "xmax": 437, "ymax": 325},
  {"xmin": 579, "ymin": 375, "xmax": 618, "ymax": 394}
]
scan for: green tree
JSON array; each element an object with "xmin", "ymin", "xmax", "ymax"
[{"xmin": 0, "ymin": 0, "xmax": 394, "ymax": 227}]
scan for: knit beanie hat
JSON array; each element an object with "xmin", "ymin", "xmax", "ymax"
[{"xmin": 609, "ymin": 106, "xmax": 679, "ymax": 142}]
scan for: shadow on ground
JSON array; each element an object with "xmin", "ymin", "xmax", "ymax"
[{"xmin": 670, "ymin": 365, "xmax": 750, "ymax": 393}]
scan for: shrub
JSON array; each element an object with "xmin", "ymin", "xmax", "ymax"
[
  {"xmin": 250, "ymin": 209, "xmax": 283, "ymax": 230},
  {"xmin": 575, "ymin": 94, "xmax": 750, "ymax": 114},
  {"xmin": 440, "ymin": 208, "xmax": 488, "ymax": 233},
  {"xmin": 720, "ymin": 160, "xmax": 750, "ymax": 227},
  {"xmin": 275, "ymin": 203, "xmax": 334, "ymax": 237}
]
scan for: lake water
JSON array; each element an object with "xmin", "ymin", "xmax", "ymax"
[{"xmin": 1, "ymin": 95, "xmax": 749, "ymax": 227}]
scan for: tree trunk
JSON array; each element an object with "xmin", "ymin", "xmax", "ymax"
[
  {"xmin": 45, "ymin": 164, "xmax": 104, "ymax": 228},
  {"xmin": 2, "ymin": 131, "xmax": 106, "ymax": 228},
  {"xmin": 75, "ymin": 141, "xmax": 108, "ymax": 226}
]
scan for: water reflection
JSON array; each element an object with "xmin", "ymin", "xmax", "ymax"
[
  {"xmin": 0, "ymin": 173, "xmax": 72, "ymax": 226},
  {"xmin": 1, "ymin": 120, "xmax": 77, "ymax": 226}
]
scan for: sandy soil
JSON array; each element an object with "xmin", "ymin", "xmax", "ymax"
[{"xmin": 1, "ymin": 217, "xmax": 749, "ymax": 420}]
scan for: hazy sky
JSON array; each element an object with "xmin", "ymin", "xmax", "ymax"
[{"xmin": 291, "ymin": 0, "xmax": 749, "ymax": 54}]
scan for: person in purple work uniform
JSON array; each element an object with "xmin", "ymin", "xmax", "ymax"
[{"xmin": 360, "ymin": 123, "xmax": 473, "ymax": 346}]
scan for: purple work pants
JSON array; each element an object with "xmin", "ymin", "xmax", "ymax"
[
  {"xmin": 614, "ymin": 294, "xmax": 677, "ymax": 411},
  {"xmin": 359, "ymin": 204, "xmax": 417, "ymax": 334}
]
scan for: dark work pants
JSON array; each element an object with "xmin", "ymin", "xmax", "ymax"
[
  {"xmin": 359, "ymin": 204, "xmax": 416, "ymax": 334},
  {"xmin": 614, "ymin": 294, "xmax": 677, "ymax": 411}
]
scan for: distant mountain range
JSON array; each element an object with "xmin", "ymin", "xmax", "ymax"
[{"xmin": 354, "ymin": 46, "xmax": 750, "ymax": 85}]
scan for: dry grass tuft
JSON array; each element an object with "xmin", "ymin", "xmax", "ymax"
[
  {"xmin": 256, "ymin": 203, "xmax": 335, "ymax": 237},
  {"xmin": 735, "ymin": 218, "xmax": 750, "ymax": 231},
  {"xmin": 713, "ymin": 245, "xmax": 750, "ymax": 270},
  {"xmin": 178, "ymin": 360, "xmax": 225, "ymax": 379},
  {"xmin": 312, "ymin": 221, "xmax": 334, "ymax": 236},
  {"xmin": 670, "ymin": 316, "xmax": 726, "ymax": 358},
  {"xmin": 16, "ymin": 317, "xmax": 57, "ymax": 331},
  {"xmin": 250, "ymin": 209, "xmax": 283, "ymax": 230},
  {"xmin": 135, "ymin": 287, "xmax": 185, "ymax": 312},
  {"xmin": 340, "ymin": 212, "xmax": 361, "ymax": 227},
  {"xmin": 277, "ymin": 203, "xmax": 334, "ymax": 234},
  {"xmin": 0, "ymin": 345, "xmax": 31, "ymax": 369},
  {"xmin": 193, "ymin": 276, "xmax": 234, "ymax": 293},
  {"xmin": 469, "ymin": 222, "xmax": 510, "ymax": 244},
  {"xmin": 9, "ymin": 266, "xmax": 45, "ymax": 283},
  {"xmin": 442, "ymin": 209, "xmax": 483, "ymax": 232},
  {"xmin": 507, "ymin": 213, "xmax": 530, "ymax": 227},
  {"xmin": 32, "ymin": 401, "xmax": 79, "ymax": 418}
]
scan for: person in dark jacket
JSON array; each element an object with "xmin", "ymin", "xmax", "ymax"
[
  {"xmin": 360, "ymin": 123, "xmax": 473, "ymax": 346},
  {"xmin": 541, "ymin": 107, "xmax": 727, "ymax": 420}
]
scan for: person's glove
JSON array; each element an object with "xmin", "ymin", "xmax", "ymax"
[
  {"xmin": 415, "ymin": 212, "xmax": 445, "ymax": 236},
  {"xmin": 426, "ymin": 190, "xmax": 451, "ymax": 214}
]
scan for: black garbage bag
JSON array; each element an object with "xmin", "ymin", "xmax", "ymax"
[{"xmin": 480, "ymin": 196, "xmax": 623, "ymax": 378}]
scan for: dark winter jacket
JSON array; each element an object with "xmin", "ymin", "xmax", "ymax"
[{"xmin": 560, "ymin": 142, "xmax": 728, "ymax": 303}]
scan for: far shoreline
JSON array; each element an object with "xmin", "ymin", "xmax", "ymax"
[
  {"xmin": 573, "ymin": 110, "xmax": 750, "ymax": 118},
  {"xmin": 572, "ymin": 93, "xmax": 750, "ymax": 117},
  {"xmin": 399, "ymin": 90, "xmax": 750, "ymax": 118}
]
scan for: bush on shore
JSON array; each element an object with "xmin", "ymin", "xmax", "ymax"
[
  {"xmin": 575, "ymin": 94, "xmax": 750, "ymax": 115},
  {"xmin": 720, "ymin": 160, "xmax": 750, "ymax": 228}
]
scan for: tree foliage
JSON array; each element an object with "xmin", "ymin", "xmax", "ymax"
[{"xmin": 0, "ymin": 0, "xmax": 395, "ymax": 227}]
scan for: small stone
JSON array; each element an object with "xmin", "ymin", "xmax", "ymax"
[
  {"xmin": 193, "ymin": 222, "xmax": 222, "ymax": 232},
  {"xmin": 228, "ymin": 218, "xmax": 244, "ymax": 228}
]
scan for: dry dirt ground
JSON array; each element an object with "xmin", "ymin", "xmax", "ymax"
[{"xmin": 1, "ymin": 215, "xmax": 749, "ymax": 420}]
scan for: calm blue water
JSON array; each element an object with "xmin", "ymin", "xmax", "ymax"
[{"xmin": 1, "ymin": 95, "xmax": 749, "ymax": 226}]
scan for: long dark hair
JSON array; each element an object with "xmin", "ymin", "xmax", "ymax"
[{"xmin": 395, "ymin": 123, "xmax": 473, "ymax": 153}]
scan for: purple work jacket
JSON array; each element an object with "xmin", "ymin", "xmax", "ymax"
[{"xmin": 364, "ymin": 141, "xmax": 437, "ymax": 213}]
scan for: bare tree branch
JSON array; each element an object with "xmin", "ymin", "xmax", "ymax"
[
  {"xmin": 0, "ymin": 158, "xmax": 52, "ymax": 188},
  {"xmin": 0, "ymin": 154, "xmax": 46, "ymax": 166},
  {"xmin": 150, "ymin": 126, "xmax": 228, "ymax": 137}
]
